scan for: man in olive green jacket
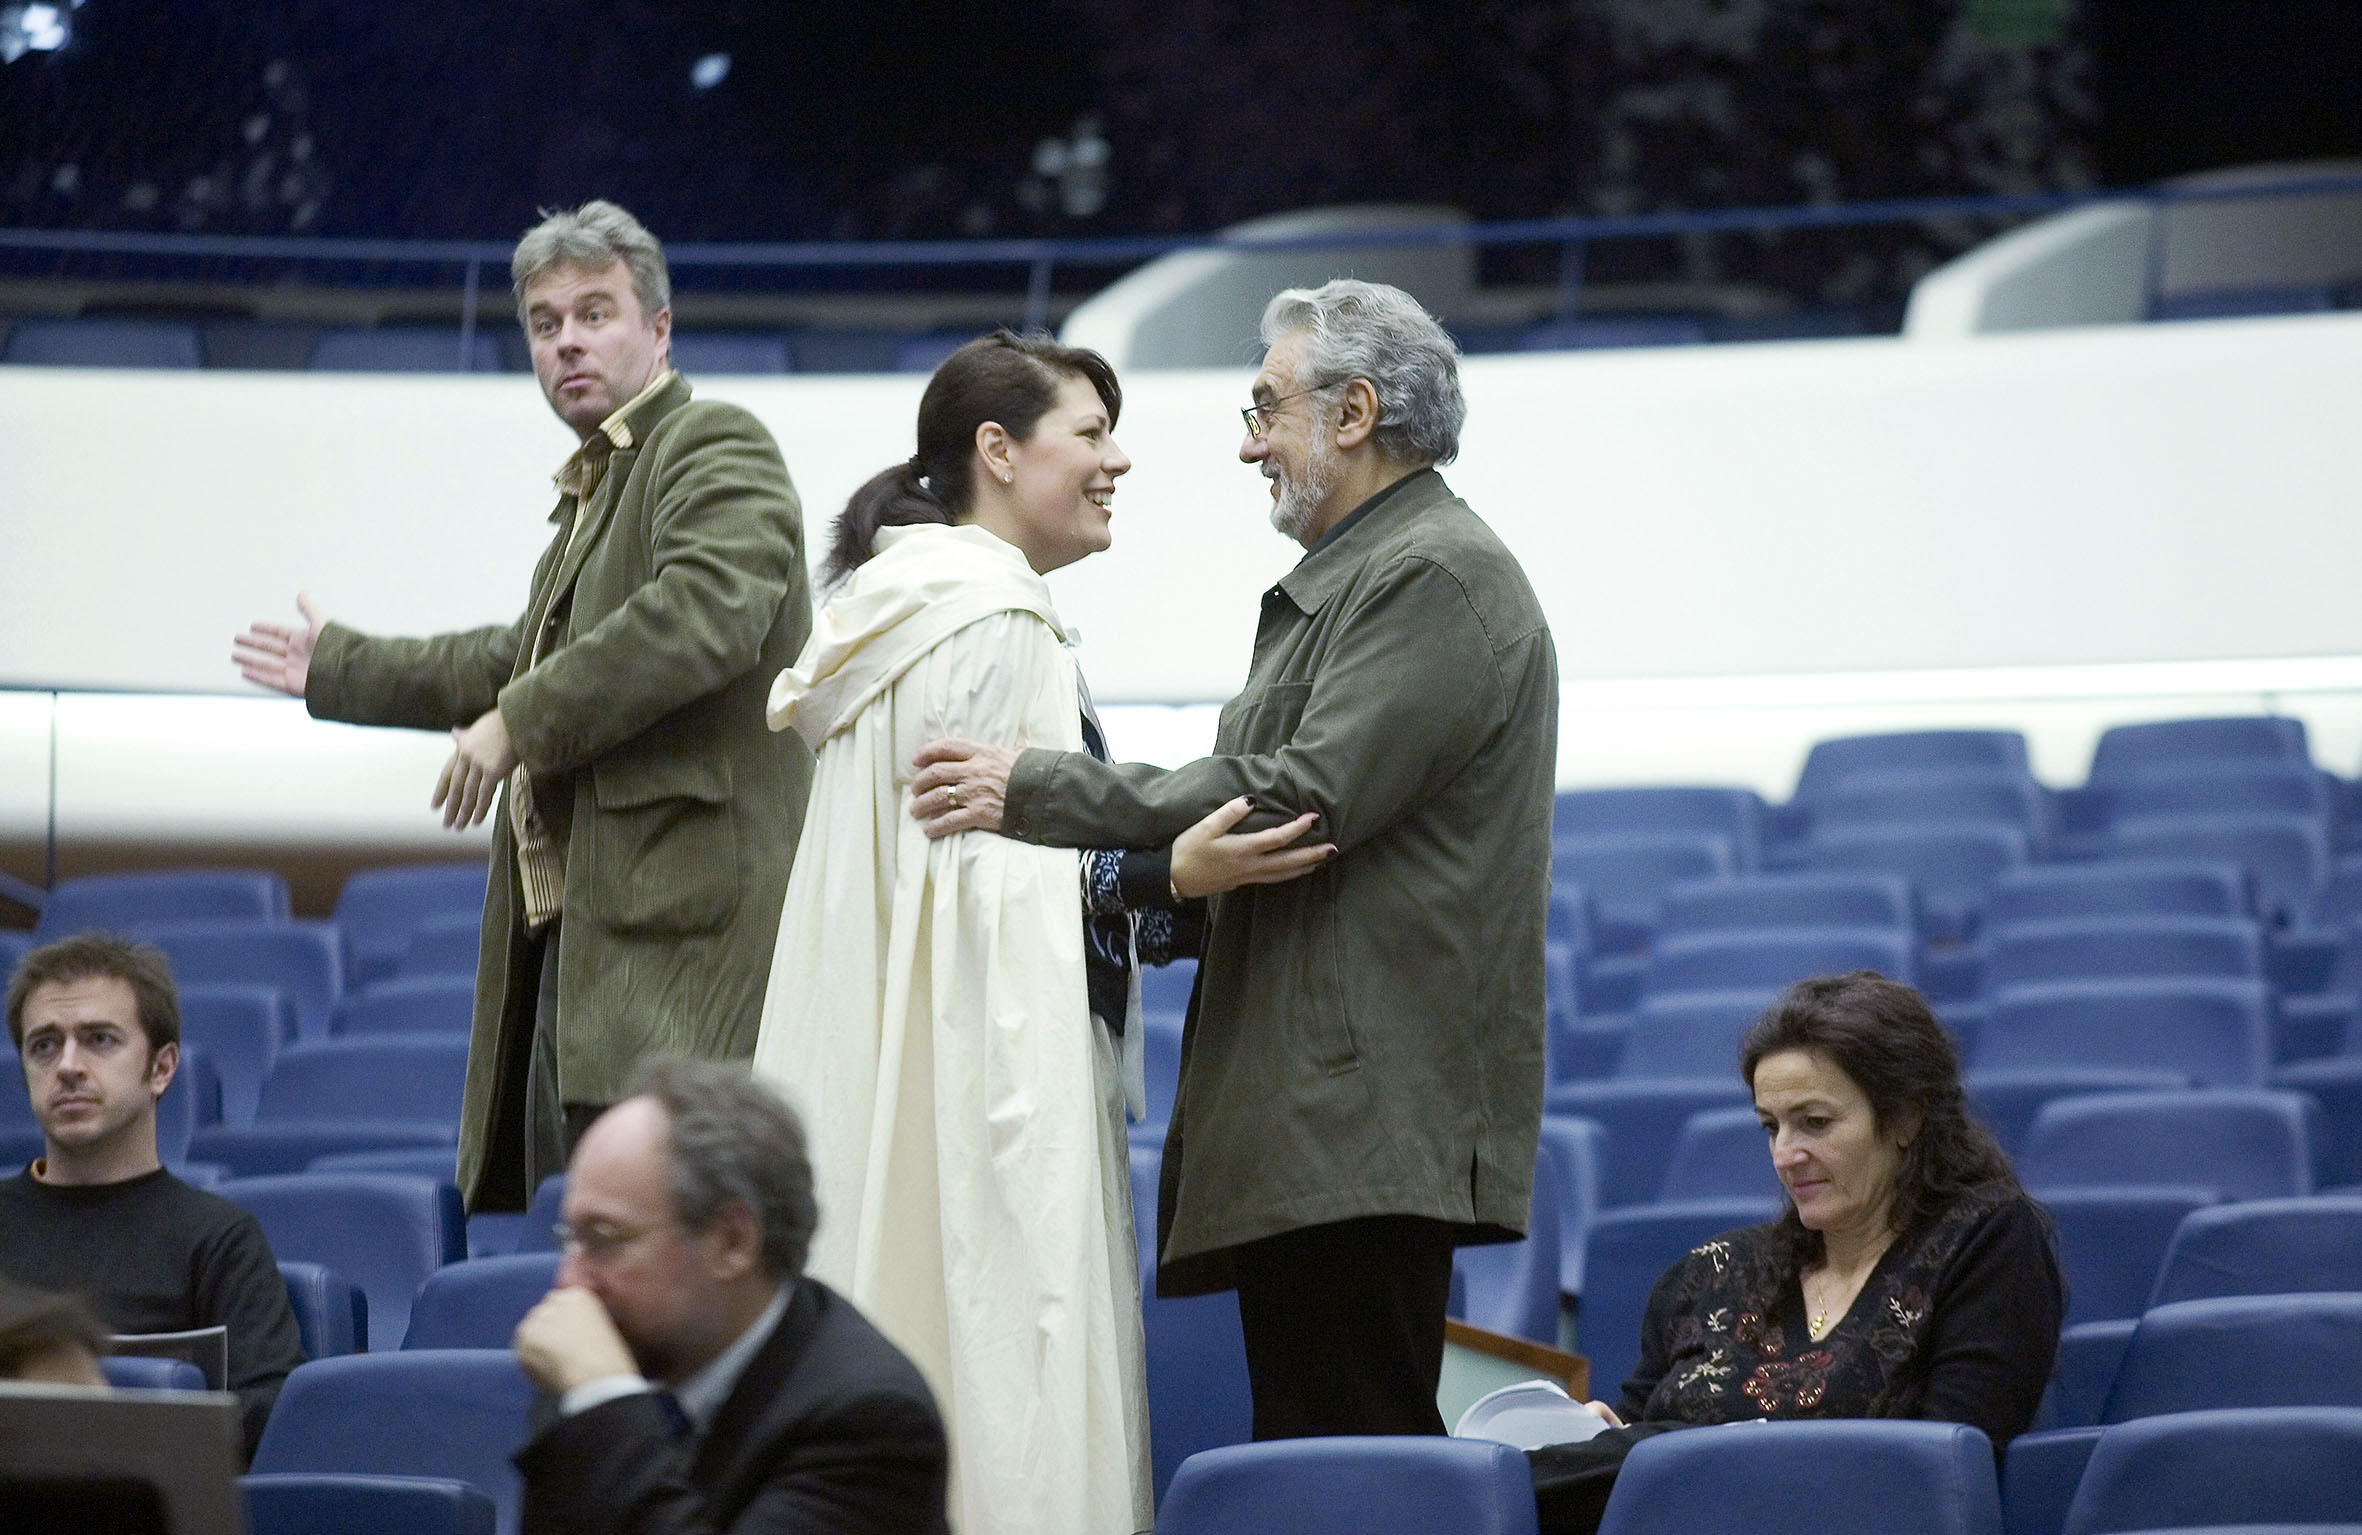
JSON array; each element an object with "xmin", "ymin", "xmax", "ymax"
[
  {"xmin": 913, "ymin": 280, "xmax": 1554, "ymax": 1438},
  {"xmin": 235, "ymin": 202, "xmax": 812, "ymax": 1212}
]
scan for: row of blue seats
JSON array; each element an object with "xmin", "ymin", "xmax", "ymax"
[
  {"xmin": 1156, "ymin": 1411, "xmax": 2362, "ymax": 1535},
  {"xmin": 8, "ymin": 860, "xmax": 487, "ymax": 985},
  {"xmin": 0, "ymin": 318, "xmax": 997, "ymax": 375}
]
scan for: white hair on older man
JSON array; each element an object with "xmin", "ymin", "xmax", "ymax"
[{"xmin": 1258, "ymin": 278, "xmax": 1466, "ymax": 468}]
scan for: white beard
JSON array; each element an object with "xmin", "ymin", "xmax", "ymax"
[{"xmin": 1267, "ymin": 433, "xmax": 1340, "ymax": 543}]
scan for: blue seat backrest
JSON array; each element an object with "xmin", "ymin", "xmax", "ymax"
[
  {"xmin": 131, "ymin": 921, "xmax": 344, "ymax": 1040},
  {"xmin": 1158, "ymin": 1436, "xmax": 1540, "ymax": 1535},
  {"xmin": 257, "ymin": 1036, "xmax": 468, "ymax": 1124},
  {"xmin": 2058, "ymin": 1406, "xmax": 2362, "ymax": 1535},
  {"xmin": 241, "ymin": 1472, "xmax": 498, "ymax": 1535},
  {"xmin": 1982, "ymin": 917, "xmax": 2263, "ymax": 989},
  {"xmin": 3, "ymin": 318, "xmax": 203, "ymax": 368},
  {"xmin": 1654, "ymin": 873, "xmax": 1917, "ymax": 938},
  {"xmin": 223, "ymin": 1173, "xmax": 466, "ymax": 1352},
  {"xmin": 1600, "ymin": 1418, "xmax": 2002, "ymax": 1535},
  {"xmin": 405, "ymin": 1254, "xmax": 562, "ymax": 1349},
  {"xmin": 1986, "ymin": 859, "xmax": 2253, "ymax": 925},
  {"xmin": 2018, "ymin": 1090, "xmax": 2315, "ymax": 1201},
  {"xmin": 2150, "ymin": 1195, "xmax": 2362, "ymax": 1308},
  {"xmin": 1976, "ymin": 978, "xmax": 2272, "ymax": 1087},
  {"xmin": 32, "ymin": 869, "xmax": 290, "ymax": 942},
  {"xmin": 1793, "ymin": 730, "xmax": 2030, "ymax": 802},
  {"xmin": 2087, "ymin": 717, "xmax": 2310, "ymax": 783},
  {"xmin": 1659, "ymin": 1106, "xmax": 1784, "ymax": 1202},
  {"xmin": 1643, "ymin": 927, "xmax": 1913, "ymax": 1001}
]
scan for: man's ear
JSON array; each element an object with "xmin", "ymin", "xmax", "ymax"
[
  {"xmin": 704, "ymin": 1201, "xmax": 764, "ymax": 1282},
  {"xmin": 1334, "ymin": 376, "xmax": 1379, "ymax": 451},
  {"xmin": 147, "ymin": 1041, "xmax": 179, "ymax": 1102}
]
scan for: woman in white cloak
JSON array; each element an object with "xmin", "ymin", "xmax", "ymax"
[{"xmin": 751, "ymin": 333, "xmax": 1329, "ymax": 1535}]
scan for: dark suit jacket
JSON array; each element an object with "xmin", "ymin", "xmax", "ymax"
[{"xmin": 515, "ymin": 1278, "xmax": 949, "ymax": 1535}]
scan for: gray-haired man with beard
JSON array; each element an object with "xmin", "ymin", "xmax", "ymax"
[{"xmin": 908, "ymin": 279, "xmax": 1557, "ymax": 1440}]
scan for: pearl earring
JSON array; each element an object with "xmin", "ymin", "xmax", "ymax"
[{"xmin": 1001, "ymin": 469, "xmax": 1013, "ymax": 483}]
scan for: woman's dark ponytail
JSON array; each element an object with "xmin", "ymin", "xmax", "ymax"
[
  {"xmin": 820, "ymin": 330, "xmax": 1123, "ymax": 587},
  {"xmin": 824, "ymin": 457, "xmax": 953, "ymax": 586}
]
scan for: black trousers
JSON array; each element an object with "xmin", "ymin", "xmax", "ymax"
[{"xmin": 1230, "ymin": 1213, "xmax": 1460, "ymax": 1440}]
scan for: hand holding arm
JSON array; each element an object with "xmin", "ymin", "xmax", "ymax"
[
  {"xmin": 1169, "ymin": 796, "xmax": 1333, "ymax": 898},
  {"xmin": 432, "ymin": 707, "xmax": 518, "ymax": 829},
  {"xmin": 231, "ymin": 592, "xmax": 329, "ymax": 697}
]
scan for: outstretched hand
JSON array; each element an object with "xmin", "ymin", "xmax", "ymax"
[
  {"xmin": 1170, "ymin": 796, "xmax": 1334, "ymax": 898},
  {"xmin": 231, "ymin": 592, "xmax": 329, "ymax": 697},
  {"xmin": 910, "ymin": 737, "xmax": 1018, "ymax": 838}
]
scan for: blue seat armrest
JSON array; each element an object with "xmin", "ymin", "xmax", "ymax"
[{"xmin": 2002, "ymin": 1427, "xmax": 2104, "ymax": 1535}]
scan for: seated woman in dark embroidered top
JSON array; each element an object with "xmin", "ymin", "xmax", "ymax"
[{"xmin": 1529, "ymin": 970, "xmax": 2062, "ymax": 1533}]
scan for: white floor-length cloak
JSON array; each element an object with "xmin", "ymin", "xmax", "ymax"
[{"xmin": 751, "ymin": 522, "xmax": 1151, "ymax": 1535}]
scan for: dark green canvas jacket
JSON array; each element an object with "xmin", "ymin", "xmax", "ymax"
[
  {"xmin": 1004, "ymin": 468, "xmax": 1555, "ymax": 1294},
  {"xmin": 307, "ymin": 374, "xmax": 814, "ymax": 1210}
]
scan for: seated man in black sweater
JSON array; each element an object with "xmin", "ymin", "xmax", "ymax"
[
  {"xmin": 511, "ymin": 1056, "xmax": 949, "ymax": 1534},
  {"xmin": 0, "ymin": 932, "xmax": 305, "ymax": 1458}
]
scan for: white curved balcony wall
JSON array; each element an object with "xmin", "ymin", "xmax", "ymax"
[
  {"xmin": 1905, "ymin": 159, "xmax": 2362, "ymax": 338},
  {"xmin": 1058, "ymin": 204, "xmax": 1475, "ymax": 370},
  {"xmin": 4, "ymin": 310, "xmax": 2361, "ymax": 880}
]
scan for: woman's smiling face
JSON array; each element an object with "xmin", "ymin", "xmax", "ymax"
[
  {"xmin": 1753, "ymin": 1046, "xmax": 1908, "ymax": 1243},
  {"xmin": 994, "ymin": 371, "xmax": 1130, "ymax": 574}
]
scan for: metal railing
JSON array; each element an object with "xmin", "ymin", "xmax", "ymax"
[{"xmin": 3, "ymin": 172, "xmax": 2358, "ymax": 368}]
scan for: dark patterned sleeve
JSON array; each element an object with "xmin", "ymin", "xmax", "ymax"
[{"xmin": 1080, "ymin": 849, "xmax": 1208, "ymax": 964}]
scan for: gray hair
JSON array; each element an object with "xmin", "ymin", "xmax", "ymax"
[
  {"xmin": 627, "ymin": 1056, "xmax": 817, "ymax": 1283},
  {"xmin": 511, "ymin": 200, "xmax": 671, "ymax": 322},
  {"xmin": 1259, "ymin": 279, "xmax": 1465, "ymax": 467}
]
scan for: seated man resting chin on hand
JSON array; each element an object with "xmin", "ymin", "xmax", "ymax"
[{"xmin": 511, "ymin": 1057, "xmax": 948, "ymax": 1535}]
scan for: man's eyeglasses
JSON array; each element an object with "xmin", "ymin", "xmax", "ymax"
[
  {"xmin": 550, "ymin": 1218, "xmax": 672, "ymax": 1261},
  {"xmin": 1241, "ymin": 380, "xmax": 1345, "ymax": 439}
]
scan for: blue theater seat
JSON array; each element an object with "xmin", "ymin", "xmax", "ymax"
[
  {"xmin": 2058, "ymin": 1408, "xmax": 2362, "ymax": 1535},
  {"xmin": 1657, "ymin": 1106, "xmax": 1784, "ymax": 1202},
  {"xmin": 100, "ymin": 1355, "xmax": 208, "ymax": 1390},
  {"xmin": 242, "ymin": 1473, "xmax": 497, "ymax": 1535},
  {"xmin": 1576, "ymin": 1198, "xmax": 1780, "ymax": 1400},
  {"xmin": 1536, "ymin": 1115, "xmax": 1606, "ymax": 1296},
  {"xmin": 1555, "ymin": 832, "xmax": 1739, "ymax": 955},
  {"xmin": 2108, "ymin": 813, "xmax": 2331, "ymax": 925},
  {"xmin": 404, "ymin": 1254, "xmax": 561, "ymax": 1350},
  {"xmin": 308, "ymin": 328, "xmax": 504, "ymax": 372},
  {"xmin": 221, "ymin": 1173, "xmax": 466, "ymax": 1351},
  {"xmin": 2038, "ymin": 1186, "xmax": 2219, "ymax": 1336},
  {"xmin": 1521, "ymin": 315, "xmax": 1709, "ymax": 350},
  {"xmin": 1552, "ymin": 787, "xmax": 1766, "ymax": 869},
  {"xmin": 333, "ymin": 975, "xmax": 474, "ymax": 1035},
  {"xmin": 1546, "ymin": 991, "xmax": 1768, "ymax": 1208},
  {"xmin": 2087, "ymin": 717, "xmax": 2311, "ymax": 783},
  {"xmin": 1453, "ymin": 1141, "xmax": 1562, "ymax": 1346},
  {"xmin": 332, "ymin": 864, "xmax": 487, "ymax": 989},
  {"xmin": 1599, "ymin": 1419, "xmax": 2002, "ymax": 1535},
  {"xmin": 188, "ymin": 1036, "xmax": 466, "ymax": 1175},
  {"xmin": 667, "ymin": 330, "xmax": 792, "ymax": 374},
  {"xmin": 1799, "ymin": 823, "xmax": 2029, "ymax": 942},
  {"xmin": 132, "ymin": 920, "xmax": 344, "ymax": 1040},
  {"xmin": 250, "ymin": 1351, "xmax": 533, "ymax": 1535},
  {"xmin": 1129, "ymin": 1141, "xmax": 1252, "ymax": 1502},
  {"xmin": 398, "ymin": 914, "xmax": 482, "ymax": 981},
  {"xmin": 31, "ymin": 868, "xmax": 291, "ymax": 942},
  {"xmin": 2, "ymin": 317, "xmax": 203, "ymax": 368},
  {"xmin": 507, "ymin": 1174, "xmax": 569, "ymax": 1255},
  {"xmin": 179, "ymin": 984, "xmax": 296, "ymax": 1127},
  {"xmin": 1986, "ymin": 861, "xmax": 2254, "ymax": 927},
  {"xmin": 1966, "ymin": 979, "xmax": 2271, "ymax": 1150},
  {"xmin": 1643, "ymin": 927, "xmax": 1915, "ymax": 997},
  {"xmin": 1158, "ymin": 1436, "xmax": 1539, "ymax": 1535},
  {"xmin": 279, "ymin": 1260, "xmax": 366, "ymax": 1359},
  {"xmin": 1792, "ymin": 730, "xmax": 2032, "ymax": 803},
  {"xmin": 2106, "ymin": 763, "xmax": 2336, "ymax": 821},
  {"xmin": 1803, "ymin": 770, "xmax": 2054, "ymax": 857},
  {"xmin": 2005, "ymin": 1300, "xmax": 2362, "ymax": 1535},
  {"xmin": 2052, "ymin": 1201, "xmax": 2362, "ymax": 1423},
  {"xmin": 2016, "ymin": 1091, "xmax": 2314, "ymax": 1202},
  {"xmin": 1981, "ymin": 919, "xmax": 2263, "ymax": 990},
  {"xmin": 1653, "ymin": 872, "xmax": 1917, "ymax": 940}
]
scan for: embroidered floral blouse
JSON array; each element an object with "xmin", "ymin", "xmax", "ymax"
[{"xmin": 1615, "ymin": 1192, "xmax": 2062, "ymax": 1453}]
